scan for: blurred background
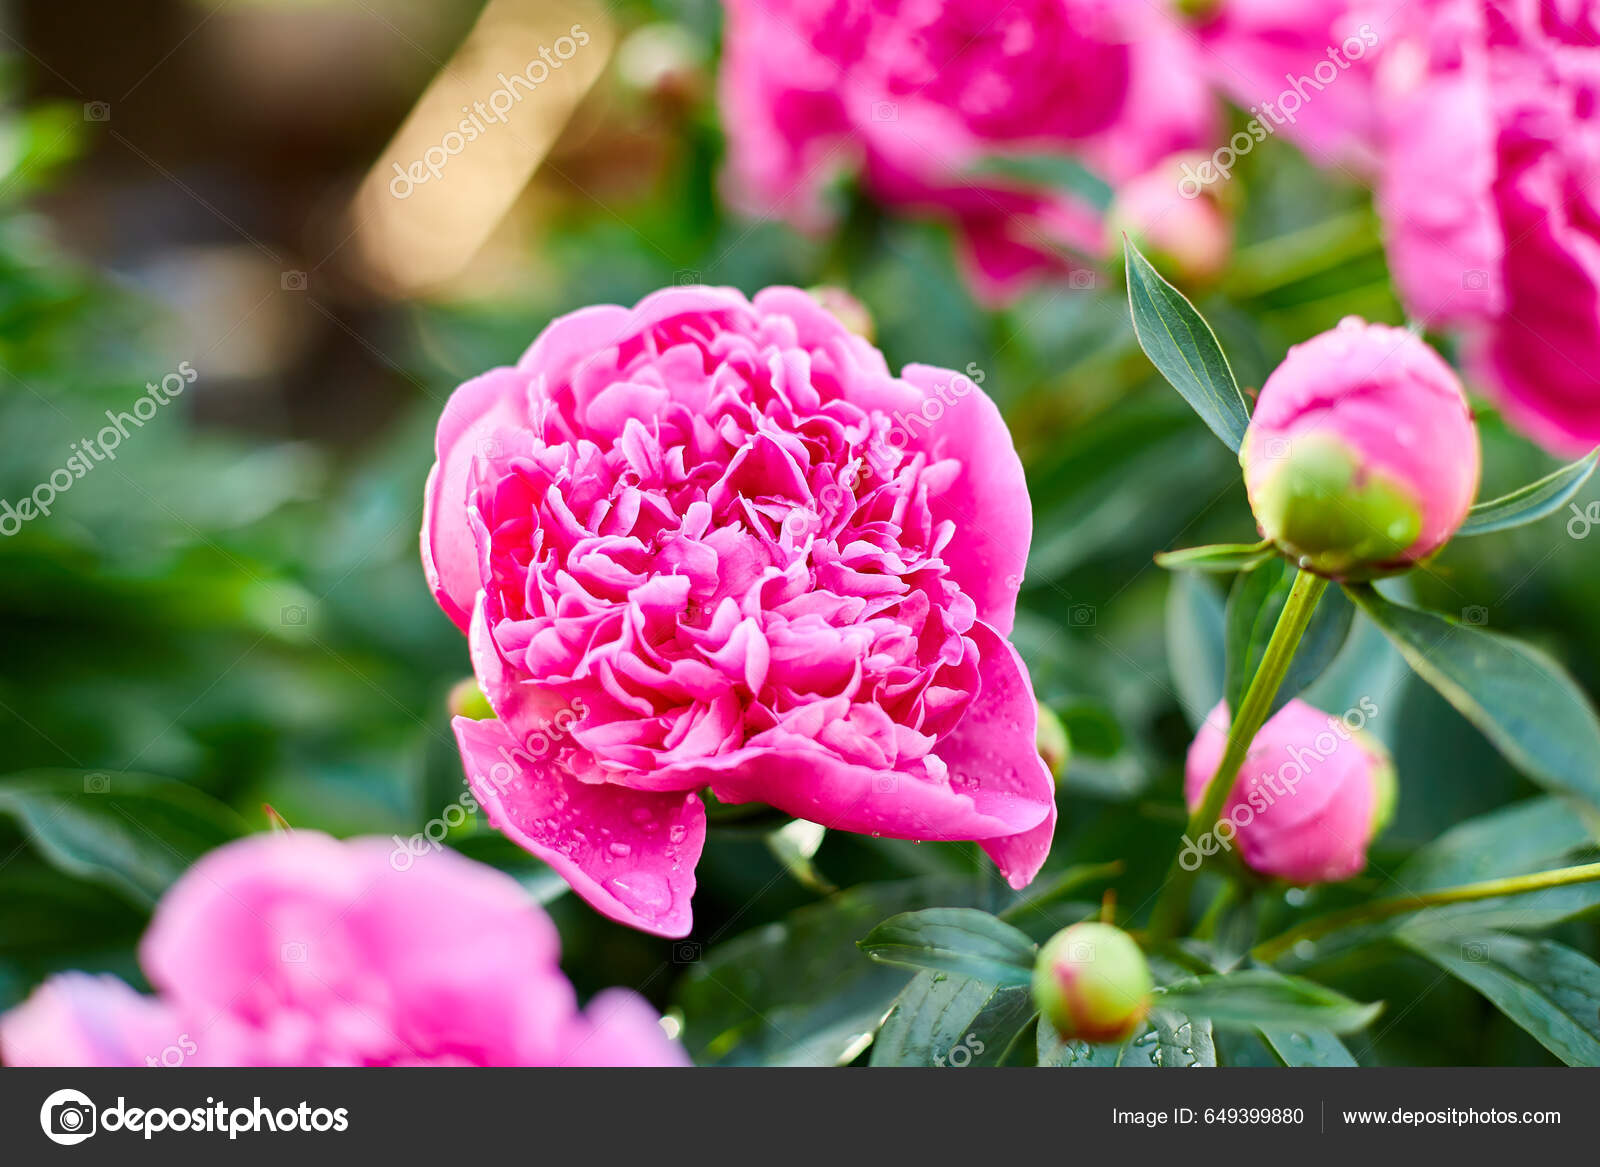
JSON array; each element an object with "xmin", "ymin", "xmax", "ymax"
[{"xmin": 1, "ymin": 0, "xmax": 1596, "ymax": 1066}]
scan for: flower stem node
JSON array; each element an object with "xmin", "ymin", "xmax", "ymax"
[{"xmin": 1033, "ymin": 922, "xmax": 1152, "ymax": 1044}]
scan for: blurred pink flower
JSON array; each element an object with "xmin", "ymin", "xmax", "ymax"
[
  {"xmin": 1376, "ymin": 0, "xmax": 1600, "ymax": 452},
  {"xmin": 423, "ymin": 286, "xmax": 1055, "ymax": 936},
  {"xmin": 1187, "ymin": 0, "xmax": 1387, "ymax": 171},
  {"xmin": 0, "ymin": 833, "xmax": 687, "ymax": 1067},
  {"xmin": 1185, "ymin": 699, "xmax": 1395, "ymax": 885},
  {"xmin": 717, "ymin": 0, "xmax": 1215, "ymax": 302}
]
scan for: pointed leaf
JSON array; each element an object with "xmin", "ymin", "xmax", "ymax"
[
  {"xmin": 871, "ymin": 972, "xmax": 1036, "ymax": 1066},
  {"xmin": 1125, "ymin": 238, "xmax": 1251, "ymax": 451},
  {"xmin": 1157, "ymin": 969, "xmax": 1381, "ymax": 1034},
  {"xmin": 1155, "ymin": 540, "xmax": 1275, "ymax": 573},
  {"xmin": 1458, "ymin": 449, "xmax": 1598, "ymax": 536},
  {"xmin": 1400, "ymin": 931, "xmax": 1600, "ymax": 1066},
  {"xmin": 1349, "ymin": 587, "xmax": 1600, "ymax": 812},
  {"xmin": 859, "ymin": 908, "xmax": 1036, "ymax": 987}
]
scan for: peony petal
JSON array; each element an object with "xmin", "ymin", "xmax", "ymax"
[
  {"xmin": 895, "ymin": 365, "xmax": 1031, "ymax": 635},
  {"xmin": 0, "ymin": 972, "xmax": 178, "ymax": 1067},
  {"xmin": 555, "ymin": 988, "xmax": 691, "ymax": 1067},
  {"xmin": 423, "ymin": 366, "xmax": 535, "ymax": 632},
  {"xmin": 934, "ymin": 620, "xmax": 1057, "ymax": 888},
  {"xmin": 453, "ymin": 716, "xmax": 704, "ymax": 938}
]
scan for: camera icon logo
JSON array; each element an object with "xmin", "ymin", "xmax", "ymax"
[
  {"xmin": 1067, "ymin": 269, "xmax": 1098, "ymax": 290},
  {"xmin": 280, "ymin": 941, "xmax": 308, "ymax": 963},
  {"xmin": 281, "ymin": 270, "xmax": 308, "ymax": 292},
  {"xmin": 1462, "ymin": 269, "xmax": 1490, "ymax": 291},
  {"xmin": 40, "ymin": 1088, "xmax": 97, "ymax": 1146},
  {"xmin": 1068, "ymin": 603, "xmax": 1096, "ymax": 627},
  {"xmin": 870, "ymin": 101, "xmax": 898, "ymax": 121},
  {"xmin": 1264, "ymin": 436, "xmax": 1293, "ymax": 460},
  {"xmin": 674, "ymin": 269, "xmax": 701, "ymax": 287},
  {"xmin": 871, "ymin": 774, "xmax": 898, "ymax": 794},
  {"xmin": 83, "ymin": 102, "xmax": 111, "ymax": 123},
  {"xmin": 84, "ymin": 772, "xmax": 111, "ymax": 794},
  {"xmin": 1461, "ymin": 941, "xmax": 1489, "ymax": 963},
  {"xmin": 1461, "ymin": 605, "xmax": 1489, "ymax": 626},
  {"xmin": 672, "ymin": 941, "xmax": 702, "ymax": 964},
  {"xmin": 281, "ymin": 605, "xmax": 308, "ymax": 627}
]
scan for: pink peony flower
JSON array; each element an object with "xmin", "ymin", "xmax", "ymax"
[
  {"xmin": 423, "ymin": 286, "xmax": 1055, "ymax": 937},
  {"xmin": 1186, "ymin": 0, "xmax": 1387, "ymax": 171},
  {"xmin": 716, "ymin": 0, "xmax": 1215, "ymax": 303},
  {"xmin": 1185, "ymin": 699, "xmax": 1396, "ymax": 885},
  {"xmin": 1240, "ymin": 317, "xmax": 1480, "ymax": 579},
  {"xmin": 1375, "ymin": 0, "xmax": 1600, "ymax": 452},
  {"xmin": 0, "ymin": 833, "xmax": 687, "ymax": 1067}
]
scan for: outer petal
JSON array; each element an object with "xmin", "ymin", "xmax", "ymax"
[
  {"xmin": 554, "ymin": 988, "xmax": 691, "ymax": 1067},
  {"xmin": 422, "ymin": 366, "xmax": 535, "ymax": 632},
  {"xmin": 452, "ymin": 716, "xmax": 704, "ymax": 938},
  {"xmin": 934, "ymin": 621, "xmax": 1057, "ymax": 888},
  {"xmin": 897, "ymin": 364, "xmax": 1032, "ymax": 635},
  {"xmin": 0, "ymin": 973, "xmax": 177, "ymax": 1067}
]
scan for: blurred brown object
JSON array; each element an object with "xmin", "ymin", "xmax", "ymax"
[{"xmin": 349, "ymin": 0, "xmax": 614, "ymax": 297}]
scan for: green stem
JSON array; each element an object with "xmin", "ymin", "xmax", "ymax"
[
  {"xmin": 1221, "ymin": 209, "xmax": 1382, "ymax": 300},
  {"xmin": 1147, "ymin": 568, "xmax": 1329, "ymax": 943},
  {"xmin": 1252, "ymin": 860, "xmax": 1600, "ymax": 963}
]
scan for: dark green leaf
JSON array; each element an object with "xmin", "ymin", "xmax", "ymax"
[
  {"xmin": 1259, "ymin": 1027, "xmax": 1358, "ymax": 1066},
  {"xmin": 1349, "ymin": 587, "xmax": 1600, "ymax": 812},
  {"xmin": 1458, "ymin": 449, "xmax": 1599, "ymax": 536},
  {"xmin": 1225, "ymin": 559, "xmax": 1353, "ymax": 716},
  {"xmin": 1124, "ymin": 238, "xmax": 1251, "ymax": 451},
  {"xmin": 1157, "ymin": 969, "xmax": 1381, "ymax": 1034},
  {"xmin": 870, "ymin": 971, "xmax": 1036, "ymax": 1067},
  {"xmin": 1400, "ymin": 931, "xmax": 1600, "ymax": 1066},
  {"xmin": 1037, "ymin": 1007, "xmax": 1216, "ymax": 1067},
  {"xmin": 1155, "ymin": 540, "xmax": 1275, "ymax": 573},
  {"xmin": 859, "ymin": 908, "xmax": 1036, "ymax": 986},
  {"xmin": 0, "ymin": 770, "xmax": 248, "ymax": 907}
]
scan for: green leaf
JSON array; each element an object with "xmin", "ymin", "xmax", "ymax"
[
  {"xmin": 1225, "ymin": 559, "xmax": 1354, "ymax": 717},
  {"xmin": 859, "ymin": 908, "xmax": 1036, "ymax": 987},
  {"xmin": 1400, "ymin": 931, "xmax": 1600, "ymax": 1065},
  {"xmin": 674, "ymin": 876, "xmax": 983, "ymax": 1066},
  {"xmin": 1349, "ymin": 587, "xmax": 1600, "ymax": 813},
  {"xmin": 1155, "ymin": 540, "xmax": 1275, "ymax": 574},
  {"xmin": 1037, "ymin": 1007, "xmax": 1216, "ymax": 1067},
  {"xmin": 1458, "ymin": 449, "xmax": 1599, "ymax": 536},
  {"xmin": 870, "ymin": 971, "xmax": 1037, "ymax": 1066},
  {"xmin": 1259, "ymin": 1027, "xmax": 1358, "ymax": 1066},
  {"xmin": 1124, "ymin": 238, "xmax": 1251, "ymax": 451},
  {"xmin": 1157, "ymin": 969, "xmax": 1381, "ymax": 1034},
  {"xmin": 0, "ymin": 770, "xmax": 248, "ymax": 907},
  {"xmin": 1396, "ymin": 796, "xmax": 1596, "ymax": 891},
  {"xmin": 965, "ymin": 153, "xmax": 1114, "ymax": 212},
  {"xmin": 1166, "ymin": 572, "xmax": 1227, "ymax": 731}
]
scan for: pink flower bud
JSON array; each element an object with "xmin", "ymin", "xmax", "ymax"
[
  {"xmin": 1033, "ymin": 922, "xmax": 1152, "ymax": 1044},
  {"xmin": 1241, "ymin": 318, "xmax": 1480, "ymax": 579},
  {"xmin": 1184, "ymin": 699, "xmax": 1396, "ymax": 886},
  {"xmin": 1110, "ymin": 155, "xmax": 1233, "ymax": 285}
]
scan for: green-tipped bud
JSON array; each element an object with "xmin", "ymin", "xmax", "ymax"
[
  {"xmin": 1033, "ymin": 922, "xmax": 1152, "ymax": 1044},
  {"xmin": 448, "ymin": 678, "xmax": 495, "ymax": 721},
  {"xmin": 807, "ymin": 286, "xmax": 876, "ymax": 343},
  {"xmin": 1036, "ymin": 703, "xmax": 1071, "ymax": 782}
]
